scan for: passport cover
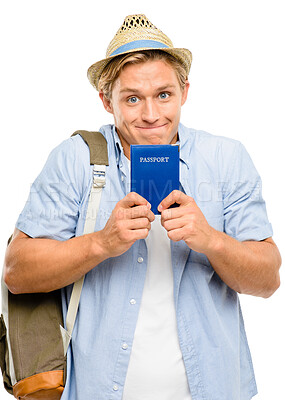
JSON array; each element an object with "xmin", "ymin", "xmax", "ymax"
[{"xmin": 130, "ymin": 144, "xmax": 179, "ymax": 214}]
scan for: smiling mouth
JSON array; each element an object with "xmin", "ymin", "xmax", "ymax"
[{"xmin": 135, "ymin": 123, "xmax": 168, "ymax": 130}]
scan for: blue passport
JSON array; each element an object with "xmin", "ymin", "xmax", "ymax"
[{"xmin": 130, "ymin": 144, "xmax": 179, "ymax": 214}]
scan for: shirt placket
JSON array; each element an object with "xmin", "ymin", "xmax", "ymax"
[{"xmin": 109, "ymin": 151, "xmax": 149, "ymax": 398}]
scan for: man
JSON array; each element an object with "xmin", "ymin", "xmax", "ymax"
[{"xmin": 4, "ymin": 14, "xmax": 281, "ymax": 400}]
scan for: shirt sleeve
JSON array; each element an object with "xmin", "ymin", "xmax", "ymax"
[
  {"xmin": 16, "ymin": 136, "xmax": 91, "ymax": 241},
  {"xmin": 223, "ymin": 141, "xmax": 273, "ymax": 242}
]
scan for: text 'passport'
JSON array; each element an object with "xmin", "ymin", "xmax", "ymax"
[{"xmin": 131, "ymin": 144, "xmax": 179, "ymax": 214}]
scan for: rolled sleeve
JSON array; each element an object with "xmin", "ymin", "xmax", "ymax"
[
  {"xmin": 16, "ymin": 136, "xmax": 90, "ymax": 241},
  {"xmin": 223, "ymin": 142, "xmax": 273, "ymax": 242}
]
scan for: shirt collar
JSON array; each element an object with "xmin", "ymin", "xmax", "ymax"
[
  {"xmin": 111, "ymin": 123, "xmax": 192, "ymax": 169},
  {"xmin": 112, "ymin": 125, "xmax": 124, "ymax": 164},
  {"xmin": 111, "ymin": 125, "xmax": 130, "ymax": 180},
  {"xmin": 177, "ymin": 123, "xmax": 192, "ymax": 169}
]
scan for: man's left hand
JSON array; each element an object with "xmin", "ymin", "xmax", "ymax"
[
  {"xmin": 158, "ymin": 190, "xmax": 281, "ymax": 297},
  {"xmin": 158, "ymin": 190, "xmax": 216, "ymax": 253}
]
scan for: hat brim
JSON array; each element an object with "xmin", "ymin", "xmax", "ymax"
[{"xmin": 87, "ymin": 47, "xmax": 192, "ymax": 91}]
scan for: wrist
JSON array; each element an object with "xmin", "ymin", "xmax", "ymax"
[
  {"xmin": 205, "ymin": 228, "xmax": 226, "ymax": 258},
  {"xmin": 89, "ymin": 231, "xmax": 109, "ymax": 265}
]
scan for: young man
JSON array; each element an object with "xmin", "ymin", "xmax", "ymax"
[{"xmin": 4, "ymin": 14, "xmax": 281, "ymax": 400}]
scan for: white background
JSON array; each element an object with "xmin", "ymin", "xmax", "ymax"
[{"xmin": 0, "ymin": 1, "xmax": 284, "ymax": 399}]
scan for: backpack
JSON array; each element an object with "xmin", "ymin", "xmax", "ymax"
[{"xmin": 0, "ymin": 130, "xmax": 109, "ymax": 399}]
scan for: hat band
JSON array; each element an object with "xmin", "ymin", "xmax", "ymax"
[{"xmin": 109, "ymin": 40, "xmax": 169, "ymax": 57}]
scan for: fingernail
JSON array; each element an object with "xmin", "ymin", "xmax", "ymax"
[{"xmin": 157, "ymin": 204, "xmax": 162, "ymax": 212}]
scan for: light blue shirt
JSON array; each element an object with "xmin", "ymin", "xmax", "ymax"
[{"xmin": 16, "ymin": 123, "xmax": 273, "ymax": 400}]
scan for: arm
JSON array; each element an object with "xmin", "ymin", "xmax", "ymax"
[
  {"xmin": 159, "ymin": 191, "xmax": 281, "ymax": 298},
  {"xmin": 4, "ymin": 193, "xmax": 155, "ymax": 294}
]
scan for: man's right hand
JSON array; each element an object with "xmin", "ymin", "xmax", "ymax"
[
  {"xmin": 97, "ymin": 192, "xmax": 155, "ymax": 258},
  {"xmin": 4, "ymin": 193, "xmax": 154, "ymax": 294}
]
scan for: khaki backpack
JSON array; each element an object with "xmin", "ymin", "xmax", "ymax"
[{"xmin": 0, "ymin": 131, "xmax": 108, "ymax": 399}]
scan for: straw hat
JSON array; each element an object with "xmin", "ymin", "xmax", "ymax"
[{"xmin": 87, "ymin": 14, "xmax": 192, "ymax": 90}]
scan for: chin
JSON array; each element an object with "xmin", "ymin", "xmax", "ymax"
[{"xmin": 145, "ymin": 137, "xmax": 164, "ymax": 145}]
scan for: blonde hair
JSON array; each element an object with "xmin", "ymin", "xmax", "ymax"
[{"xmin": 98, "ymin": 50, "xmax": 188, "ymax": 100}]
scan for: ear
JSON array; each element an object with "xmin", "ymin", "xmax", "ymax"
[
  {"xmin": 181, "ymin": 80, "xmax": 190, "ymax": 106},
  {"xmin": 99, "ymin": 92, "xmax": 114, "ymax": 114}
]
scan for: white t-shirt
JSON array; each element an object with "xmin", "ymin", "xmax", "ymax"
[{"xmin": 122, "ymin": 215, "xmax": 192, "ymax": 400}]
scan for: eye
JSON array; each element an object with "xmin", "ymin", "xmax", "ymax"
[
  {"xmin": 159, "ymin": 92, "xmax": 170, "ymax": 100},
  {"xmin": 127, "ymin": 96, "xmax": 139, "ymax": 104}
]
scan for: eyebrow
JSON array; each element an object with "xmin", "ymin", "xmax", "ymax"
[{"xmin": 119, "ymin": 84, "xmax": 177, "ymax": 94}]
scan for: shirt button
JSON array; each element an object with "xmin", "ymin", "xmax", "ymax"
[
  {"xmin": 121, "ymin": 176, "xmax": 124, "ymax": 181},
  {"xmin": 122, "ymin": 343, "xmax": 128, "ymax": 350},
  {"xmin": 130, "ymin": 298, "xmax": 136, "ymax": 305},
  {"xmin": 113, "ymin": 385, "xmax": 119, "ymax": 391},
  {"xmin": 137, "ymin": 257, "xmax": 144, "ymax": 263}
]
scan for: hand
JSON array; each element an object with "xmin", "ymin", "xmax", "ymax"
[
  {"xmin": 158, "ymin": 190, "xmax": 216, "ymax": 253},
  {"xmin": 98, "ymin": 192, "xmax": 155, "ymax": 258}
]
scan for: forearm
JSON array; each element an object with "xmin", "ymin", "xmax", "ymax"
[
  {"xmin": 4, "ymin": 194, "xmax": 154, "ymax": 294},
  {"xmin": 4, "ymin": 229, "xmax": 106, "ymax": 294},
  {"xmin": 205, "ymin": 230, "xmax": 281, "ymax": 298},
  {"xmin": 159, "ymin": 191, "xmax": 281, "ymax": 298}
]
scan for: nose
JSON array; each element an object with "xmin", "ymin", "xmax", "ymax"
[{"xmin": 141, "ymin": 99, "xmax": 159, "ymax": 124}]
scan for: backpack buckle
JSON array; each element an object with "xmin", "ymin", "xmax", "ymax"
[{"xmin": 93, "ymin": 165, "xmax": 106, "ymax": 188}]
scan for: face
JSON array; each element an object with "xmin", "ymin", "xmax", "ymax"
[{"xmin": 100, "ymin": 59, "xmax": 190, "ymax": 159}]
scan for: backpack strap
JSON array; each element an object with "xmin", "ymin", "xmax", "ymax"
[
  {"xmin": 71, "ymin": 130, "xmax": 109, "ymax": 165},
  {"xmin": 65, "ymin": 130, "xmax": 108, "ymax": 345}
]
